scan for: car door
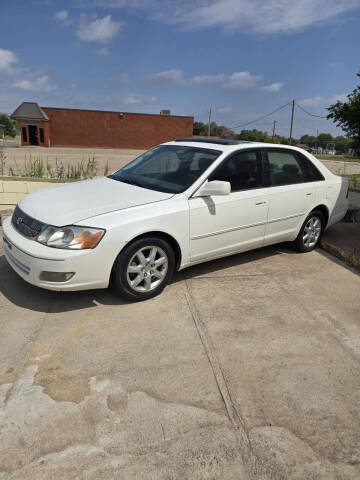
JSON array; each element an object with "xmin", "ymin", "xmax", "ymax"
[
  {"xmin": 189, "ymin": 149, "xmax": 269, "ymax": 263},
  {"xmin": 263, "ymin": 148, "xmax": 315, "ymax": 245}
]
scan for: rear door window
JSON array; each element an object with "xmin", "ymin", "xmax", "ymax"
[
  {"xmin": 298, "ymin": 153, "xmax": 325, "ymax": 181},
  {"xmin": 267, "ymin": 150, "xmax": 307, "ymax": 186}
]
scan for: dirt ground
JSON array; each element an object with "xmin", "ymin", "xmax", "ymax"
[
  {"xmin": 3, "ymin": 146, "xmax": 360, "ymax": 177},
  {"xmin": 2, "ymin": 147, "xmax": 144, "ymax": 177}
]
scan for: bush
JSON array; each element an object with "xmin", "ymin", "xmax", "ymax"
[{"xmin": 0, "ymin": 154, "xmax": 98, "ymax": 180}]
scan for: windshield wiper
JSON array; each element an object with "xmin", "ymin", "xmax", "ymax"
[{"xmin": 108, "ymin": 175, "xmax": 145, "ymax": 189}]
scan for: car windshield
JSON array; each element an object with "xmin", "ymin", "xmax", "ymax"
[{"xmin": 108, "ymin": 145, "xmax": 221, "ymax": 194}]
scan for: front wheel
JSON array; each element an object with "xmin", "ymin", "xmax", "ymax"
[
  {"xmin": 112, "ymin": 237, "xmax": 175, "ymax": 301},
  {"xmin": 293, "ymin": 211, "xmax": 325, "ymax": 252}
]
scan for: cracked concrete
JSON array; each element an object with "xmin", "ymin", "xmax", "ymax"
[{"xmin": 1, "ymin": 232, "xmax": 360, "ymax": 479}]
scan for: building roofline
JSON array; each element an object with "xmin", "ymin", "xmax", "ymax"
[
  {"xmin": 41, "ymin": 106, "xmax": 193, "ymax": 119},
  {"xmin": 10, "ymin": 102, "xmax": 50, "ymax": 121}
]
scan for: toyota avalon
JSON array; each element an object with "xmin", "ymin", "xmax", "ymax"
[{"xmin": 2, "ymin": 138, "xmax": 348, "ymax": 301}]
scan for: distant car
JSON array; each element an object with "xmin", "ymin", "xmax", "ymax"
[{"xmin": 2, "ymin": 138, "xmax": 349, "ymax": 301}]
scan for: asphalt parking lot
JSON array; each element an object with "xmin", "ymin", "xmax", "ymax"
[{"xmin": 1, "ymin": 231, "xmax": 360, "ymax": 479}]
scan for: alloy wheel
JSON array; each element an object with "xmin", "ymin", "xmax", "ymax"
[
  {"xmin": 303, "ymin": 216, "xmax": 322, "ymax": 248},
  {"xmin": 126, "ymin": 246, "xmax": 168, "ymax": 292}
]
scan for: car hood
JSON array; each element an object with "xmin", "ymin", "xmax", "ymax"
[{"xmin": 19, "ymin": 177, "xmax": 173, "ymax": 226}]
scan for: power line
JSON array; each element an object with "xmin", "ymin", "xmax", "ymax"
[
  {"xmin": 229, "ymin": 102, "xmax": 291, "ymax": 130},
  {"xmin": 295, "ymin": 102, "xmax": 328, "ymax": 119}
]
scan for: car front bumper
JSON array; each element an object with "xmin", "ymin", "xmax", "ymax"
[{"xmin": 2, "ymin": 217, "xmax": 124, "ymax": 291}]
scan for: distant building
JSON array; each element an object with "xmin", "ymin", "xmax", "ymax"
[
  {"xmin": 0, "ymin": 124, "xmax": 5, "ymax": 139},
  {"xmin": 294, "ymin": 143, "xmax": 311, "ymax": 152},
  {"xmin": 10, "ymin": 102, "xmax": 193, "ymax": 149}
]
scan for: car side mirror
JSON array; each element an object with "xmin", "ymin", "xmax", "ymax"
[{"xmin": 194, "ymin": 180, "xmax": 231, "ymax": 197}]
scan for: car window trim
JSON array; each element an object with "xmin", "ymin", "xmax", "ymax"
[
  {"xmin": 295, "ymin": 151, "xmax": 325, "ymax": 182},
  {"xmin": 263, "ymin": 147, "xmax": 322, "ymax": 187},
  {"xmin": 204, "ymin": 147, "xmax": 267, "ymax": 194}
]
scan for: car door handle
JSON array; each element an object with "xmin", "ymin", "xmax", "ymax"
[
  {"xmin": 306, "ymin": 192, "xmax": 313, "ymax": 196},
  {"xmin": 255, "ymin": 201, "xmax": 267, "ymax": 205}
]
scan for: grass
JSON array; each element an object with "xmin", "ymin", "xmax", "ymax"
[
  {"xmin": 316, "ymin": 155, "xmax": 360, "ymax": 163},
  {"xmin": 344, "ymin": 173, "xmax": 360, "ymax": 190},
  {"xmin": 0, "ymin": 149, "xmax": 106, "ymax": 180},
  {"xmin": 0, "ymin": 148, "xmax": 5, "ymax": 176},
  {"xmin": 1, "ymin": 136, "xmax": 19, "ymax": 141}
]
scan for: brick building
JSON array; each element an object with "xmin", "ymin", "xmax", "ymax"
[{"xmin": 10, "ymin": 102, "xmax": 194, "ymax": 149}]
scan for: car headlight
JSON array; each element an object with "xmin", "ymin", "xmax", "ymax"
[{"xmin": 37, "ymin": 226, "xmax": 105, "ymax": 249}]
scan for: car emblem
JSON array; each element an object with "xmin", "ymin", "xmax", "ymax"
[{"xmin": 17, "ymin": 217, "xmax": 23, "ymax": 225}]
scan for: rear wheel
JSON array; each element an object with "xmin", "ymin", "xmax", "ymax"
[
  {"xmin": 293, "ymin": 210, "xmax": 325, "ymax": 252},
  {"xmin": 112, "ymin": 237, "xmax": 175, "ymax": 301}
]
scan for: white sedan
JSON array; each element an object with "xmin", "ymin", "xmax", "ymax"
[{"xmin": 2, "ymin": 138, "xmax": 348, "ymax": 301}]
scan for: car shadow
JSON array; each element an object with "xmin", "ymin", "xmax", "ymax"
[{"xmin": 0, "ymin": 244, "xmax": 295, "ymax": 314}]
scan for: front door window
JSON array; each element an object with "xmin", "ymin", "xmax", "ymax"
[{"xmin": 208, "ymin": 150, "xmax": 264, "ymax": 191}]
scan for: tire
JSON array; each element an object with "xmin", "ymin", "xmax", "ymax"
[
  {"xmin": 112, "ymin": 236, "xmax": 175, "ymax": 301},
  {"xmin": 293, "ymin": 210, "xmax": 325, "ymax": 252}
]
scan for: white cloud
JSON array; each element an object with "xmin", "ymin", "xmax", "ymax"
[
  {"xmin": 11, "ymin": 75, "xmax": 57, "ymax": 92},
  {"xmin": 299, "ymin": 93, "xmax": 348, "ymax": 107},
  {"xmin": 189, "ymin": 73, "xmax": 225, "ymax": 84},
  {"xmin": 148, "ymin": 69, "xmax": 184, "ymax": 85},
  {"xmin": 122, "ymin": 95, "xmax": 158, "ymax": 105},
  {"xmin": 0, "ymin": 48, "xmax": 18, "ymax": 75},
  {"xmin": 169, "ymin": 0, "xmax": 360, "ymax": 34},
  {"xmin": 122, "ymin": 96, "xmax": 142, "ymax": 104},
  {"xmin": 224, "ymin": 71, "xmax": 262, "ymax": 89},
  {"xmin": 149, "ymin": 70, "xmax": 226, "ymax": 86},
  {"xmin": 91, "ymin": 0, "xmax": 359, "ymax": 35},
  {"xmin": 94, "ymin": 47, "xmax": 110, "ymax": 56},
  {"xmin": 261, "ymin": 82, "xmax": 284, "ymax": 92},
  {"xmin": 55, "ymin": 10, "xmax": 73, "ymax": 26},
  {"xmin": 76, "ymin": 14, "xmax": 124, "ymax": 43}
]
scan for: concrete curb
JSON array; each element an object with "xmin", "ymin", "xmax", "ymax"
[
  {"xmin": 321, "ymin": 238, "xmax": 360, "ymax": 271},
  {"xmin": 0, "ymin": 208, "xmax": 13, "ymax": 226},
  {"xmin": 0, "ymin": 178, "xmax": 67, "ymax": 206}
]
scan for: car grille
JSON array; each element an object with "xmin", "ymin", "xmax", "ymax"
[{"xmin": 12, "ymin": 205, "xmax": 45, "ymax": 238}]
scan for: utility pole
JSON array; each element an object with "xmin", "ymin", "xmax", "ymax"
[
  {"xmin": 272, "ymin": 120, "xmax": 277, "ymax": 142},
  {"xmin": 289, "ymin": 99, "xmax": 295, "ymax": 145},
  {"xmin": 316, "ymin": 129, "xmax": 319, "ymax": 153},
  {"xmin": 207, "ymin": 107, "xmax": 212, "ymax": 137}
]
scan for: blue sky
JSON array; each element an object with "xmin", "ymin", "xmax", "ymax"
[{"xmin": 0, "ymin": 0, "xmax": 359, "ymax": 138}]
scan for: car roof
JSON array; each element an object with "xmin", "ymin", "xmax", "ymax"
[
  {"xmin": 175, "ymin": 137, "xmax": 250, "ymax": 146},
  {"xmin": 163, "ymin": 138, "xmax": 312, "ymax": 155}
]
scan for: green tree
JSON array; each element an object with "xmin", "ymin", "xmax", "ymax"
[
  {"xmin": 210, "ymin": 122, "xmax": 236, "ymax": 139},
  {"xmin": 193, "ymin": 120, "xmax": 236, "ymax": 139},
  {"xmin": 237, "ymin": 129, "xmax": 267, "ymax": 142},
  {"xmin": 0, "ymin": 113, "xmax": 17, "ymax": 137},
  {"xmin": 300, "ymin": 135, "xmax": 316, "ymax": 147},
  {"xmin": 316, "ymin": 133, "xmax": 334, "ymax": 149},
  {"xmin": 193, "ymin": 121, "xmax": 208, "ymax": 136},
  {"xmin": 334, "ymin": 136, "xmax": 351, "ymax": 154},
  {"xmin": 327, "ymin": 73, "xmax": 360, "ymax": 154}
]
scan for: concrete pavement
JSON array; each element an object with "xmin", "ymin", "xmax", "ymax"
[
  {"xmin": 1, "ymin": 232, "xmax": 360, "ymax": 479},
  {"xmin": 322, "ymin": 223, "xmax": 360, "ymax": 270}
]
